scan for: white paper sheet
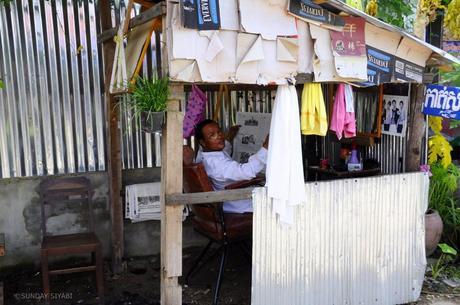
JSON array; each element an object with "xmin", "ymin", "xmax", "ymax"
[
  {"xmin": 170, "ymin": 60, "xmax": 202, "ymax": 82},
  {"xmin": 169, "ymin": 2, "xmax": 300, "ymax": 84},
  {"xmin": 236, "ymin": 33, "xmax": 264, "ymax": 83},
  {"xmin": 365, "ymin": 23, "xmax": 400, "ymax": 54},
  {"xmin": 220, "ymin": 0, "xmax": 240, "ymax": 31},
  {"xmin": 309, "ymin": 24, "xmax": 341, "ymax": 82},
  {"xmin": 205, "ymin": 31, "xmax": 224, "ymax": 62},
  {"xmin": 233, "ymin": 112, "xmax": 271, "ymax": 163},
  {"xmin": 297, "ymin": 20, "xmax": 314, "ymax": 73},
  {"xmin": 277, "ymin": 37, "xmax": 298, "ymax": 62},
  {"xmin": 238, "ymin": 0, "xmax": 297, "ymax": 40},
  {"xmin": 171, "ymin": 3, "xmax": 200, "ymax": 60},
  {"xmin": 395, "ymin": 37, "xmax": 431, "ymax": 67},
  {"xmin": 334, "ymin": 56, "xmax": 368, "ymax": 81},
  {"xmin": 259, "ymin": 39, "xmax": 298, "ymax": 84},
  {"xmin": 309, "ymin": 24, "xmax": 365, "ymax": 82},
  {"xmin": 196, "ymin": 30, "xmax": 238, "ymax": 82}
]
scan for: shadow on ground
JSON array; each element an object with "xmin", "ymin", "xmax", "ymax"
[
  {"xmin": 2, "ymin": 245, "xmax": 251, "ymax": 305},
  {"xmin": 2, "ymin": 246, "xmax": 460, "ymax": 304}
]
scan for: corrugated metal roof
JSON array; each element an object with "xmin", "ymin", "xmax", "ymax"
[{"xmin": 317, "ymin": 0, "xmax": 460, "ymax": 66}]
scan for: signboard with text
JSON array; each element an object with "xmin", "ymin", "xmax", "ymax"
[
  {"xmin": 423, "ymin": 84, "xmax": 460, "ymax": 119},
  {"xmin": 182, "ymin": 0, "xmax": 220, "ymax": 30},
  {"xmin": 394, "ymin": 58, "xmax": 424, "ymax": 83},
  {"xmin": 288, "ymin": 0, "xmax": 345, "ymax": 30},
  {"xmin": 330, "ymin": 17, "xmax": 366, "ymax": 56},
  {"xmin": 356, "ymin": 46, "xmax": 394, "ymax": 86}
]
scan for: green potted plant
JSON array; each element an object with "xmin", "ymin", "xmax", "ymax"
[
  {"xmin": 128, "ymin": 76, "xmax": 169, "ymax": 133},
  {"xmin": 426, "ymin": 162, "xmax": 460, "ymax": 255},
  {"xmin": 425, "ymin": 116, "xmax": 460, "ymax": 255}
]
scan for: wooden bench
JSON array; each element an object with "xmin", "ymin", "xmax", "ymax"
[{"xmin": 0, "ymin": 233, "xmax": 4, "ymax": 305}]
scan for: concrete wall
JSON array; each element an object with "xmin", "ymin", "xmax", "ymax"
[{"xmin": 0, "ymin": 169, "xmax": 206, "ymax": 270}]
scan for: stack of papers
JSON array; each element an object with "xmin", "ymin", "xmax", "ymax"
[{"xmin": 125, "ymin": 182, "xmax": 188, "ymax": 222}]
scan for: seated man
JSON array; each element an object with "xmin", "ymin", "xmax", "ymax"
[{"xmin": 195, "ymin": 119, "xmax": 268, "ymax": 213}]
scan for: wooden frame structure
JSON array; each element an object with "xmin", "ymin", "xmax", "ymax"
[
  {"xmin": 97, "ymin": 1, "xmax": 433, "ymax": 304},
  {"xmin": 98, "ymin": 2, "xmax": 254, "ymax": 304}
]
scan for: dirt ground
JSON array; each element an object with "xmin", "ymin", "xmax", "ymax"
[{"xmin": 1, "ymin": 246, "xmax": 460, "ymax": 305}]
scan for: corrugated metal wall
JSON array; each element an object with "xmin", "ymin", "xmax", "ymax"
[
  {"xmin": 0, "ymin": 0, "xmax": 105, "ymax": 178},
  {"xmin": 252, "ymin": 172, "xmax": 429, "ymax": 305},
  {"xmin": 0, "ymin": 0, "xmax": 414, "ymax": 178},
  {"xmin": 0, "ymin": 0, "xmax": 164, "ymax": 177},
  {"xmin": 365, "ymin": 134, "xmax": 407, "ymax": 174}
]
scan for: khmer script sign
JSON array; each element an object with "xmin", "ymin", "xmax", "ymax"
[{"xmin": 423, "ymin": 84, "xmax": 460, "ymax": 119}]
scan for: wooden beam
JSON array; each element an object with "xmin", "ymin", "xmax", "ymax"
[
  {"xmin": 98, "ymin": 2, "xmax": 166, "ymax": 44},
  {"xmin": 405, "ymin": 84, "xmax": 426, "ymax": 172},
  {"xmin": 182, "ymin": 83, "xmax": 279, "ymax": 92},
  {"xmin": 161, "ymin": 86, "xmax": 184, "ymax": 305},
  {"xmin": 100, "ymin": 0, "xmax": 124, "ymax": 274},
  {"xmin": 134, "ymin": 0, "xmax": 160, "ymax": 9},
  {"xmin": 166, "ymin": 188, "xmax": 254, "ymax": 206}
]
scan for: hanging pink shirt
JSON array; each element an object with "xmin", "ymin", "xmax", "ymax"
[{"xmin": 330, "ymin": 84, "xmax": 356, "ymax": 140}]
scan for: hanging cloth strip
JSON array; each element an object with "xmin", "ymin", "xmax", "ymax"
[
  {"xmin": 330, "ymin": 83, "xmax": 356, "ymax": 140},
  {"xmin": 109, "ymin": 0, "xmax": 133, "ymax": 94},
  {"xmin": 300, "ymin": 83, "xmax": 328, "ymax": 136},
  {"xmin": 212, "ymin": 84, "xmax": 229, "ymax": 122},
  {"xmin": 266, "ymin": 85, "xmax": 306, "ymax": 226}
]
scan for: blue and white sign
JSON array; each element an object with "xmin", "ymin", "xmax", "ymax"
[
  {"xmin": 197, "ymin": 0, "xmax": 220, "ymax": 30},
  {"xmin": 182, "ymin": 0, "xmax": 220, "ymax": 30},
  {"xmin": 423, "ymin": 84, "xmax": 460, "ymax": 119}
]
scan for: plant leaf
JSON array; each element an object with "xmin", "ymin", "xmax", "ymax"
[{"xmin": 439, "ymin": 243, "xmax": 458, "ymax": 255}]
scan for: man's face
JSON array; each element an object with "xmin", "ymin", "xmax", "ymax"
[{"xmin": 200, "ymin": 123, "xmax": 225, "ymax": 151}]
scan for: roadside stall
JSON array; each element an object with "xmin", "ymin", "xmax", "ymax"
[{"xmin": 100, "ymin": 0, "xmax": 460, "ymax": 304}]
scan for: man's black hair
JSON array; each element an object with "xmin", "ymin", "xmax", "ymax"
[{"xmin": 195, "ymin": 119, "xmax": 217, "ymax": 141}]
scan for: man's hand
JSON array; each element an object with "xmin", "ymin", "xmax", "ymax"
[
  {"xmin": 226, "ymin": 125, "xmax": 241, "ymax": 142},
  {"xmin": 263, "ymin": 134, "xmax": 269, "ymax": 149}
]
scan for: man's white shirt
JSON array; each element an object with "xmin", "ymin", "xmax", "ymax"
[{"xmin": 200, "ymin": 147, "xmax": 267, "ymax": 213}]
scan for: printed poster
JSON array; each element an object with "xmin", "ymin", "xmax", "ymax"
[
  {"xmin": 393, "ymin": 57, "xmax": 424, "ymax": 83},
  {"xmin": 330, "ymin": 17, "xmax": 366, "ymax": 57},
  {"xmin": 182, "ymin": 0, "xmax": 220, "ymax": 30},
  {"xmin": 423, "ymin": 84, "xmax": 460, "ymax": 119},
  {"xmin": 287, "ymin": 0, "xmax": 345, "ymax": 30},
  {"xmin": 381, "ymin": 94, "xmax": 409, "ymax": 137},
  {"xmin": 355, "ymin": 46, "xmax": 394, "ymax": 87},
  {"xmin": 233, "ymin": 112, "xmax": 271, "ymax": 163},
  {"xmin": 443, "ymin": 41, "xmax": 460, "ymax": 58}
]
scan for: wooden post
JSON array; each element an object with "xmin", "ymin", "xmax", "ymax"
[
  {"xmin": 1, "ymin": 233, "xmax": 5, "ymax": 305},
  {"xmin": 100, "ymin": 0, "xmax": 124, "ymax": 274},
  {"xmin": 160, "ymin": 88, "xmax": 184, "ymax": 305},
  {"xmin": 405, "ymin": 84, "xmax": 426, "ymax": 172}
]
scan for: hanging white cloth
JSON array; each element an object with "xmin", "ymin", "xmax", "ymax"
[
  {"xmin": 109, "ymin": 26, "xmax": 128, "ymax": 94},
  {"xmin": 265, "ymin": 85, "xmax": 306, "ymax": 225}
]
